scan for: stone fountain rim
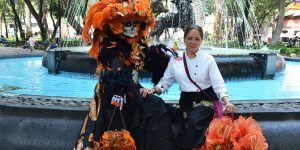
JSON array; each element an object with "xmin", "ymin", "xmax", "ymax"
[
  {"xmin": 1, "ymin": 92, "xmax": 299, "ymax": 122},
  {"xmin": 50, "ymin": 47, "xmax": 280, "ymax": 56},
  {"xmin": 1, "ymin": 92, "xmax": 299, "ymax": 112}
]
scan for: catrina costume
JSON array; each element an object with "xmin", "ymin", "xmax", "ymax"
[{"xmin": 74, "ymin": 0, "xmax": 177, "ymax": 149}]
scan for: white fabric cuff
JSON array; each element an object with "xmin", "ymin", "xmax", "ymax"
[
  {"xmin": 155, "ymin": 83, "xmax": 166, "ymax": 93},
  {"xmin": 219, "ymin": 92, "xmax": 229, "ymax": 100}
]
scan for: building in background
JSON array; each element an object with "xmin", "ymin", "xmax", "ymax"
[{"xmin": 281, "ymin": 1, "xmax": 300, "ymax": 41}]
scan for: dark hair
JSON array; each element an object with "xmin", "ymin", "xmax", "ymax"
[{"xmin": 183, "ymin": 25, "xmax": 203, "ymax": 39}]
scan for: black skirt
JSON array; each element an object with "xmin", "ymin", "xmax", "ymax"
[
  {"xmin": 175, "ymin": 87, "xmax": 217, "ymax": 149},
  {"xmin": 75, "ymin": 94, "xmax": 176, "ymax": 150},
  {"xmin": 74, "ymin": 67, "xmax": 176, "ymax": 150}
]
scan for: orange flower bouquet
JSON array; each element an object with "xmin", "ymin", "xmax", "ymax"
[
  {"xmin": 233, "ymin": 116, "xmax": 268, "ymax": 150},
  {"xmin": 199, "ymin": 116, "xmax": 238, "ymax": 150},
  {"xmin": 199, "ymin": 115, "xmax": 268, "ymax": 150}
]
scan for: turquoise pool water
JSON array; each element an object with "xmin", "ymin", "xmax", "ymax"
[{"xmin": 0, "ymin": 57, "xmax": 300, "ymax": 101}]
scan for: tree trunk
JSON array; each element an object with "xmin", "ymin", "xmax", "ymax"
[
  {"xmin": 24, "ymin": 0, "xmax": 48, "ymax": 43},
  {"xmin": 230, "ymin": 11, "xmax": 233, "ymax": 40},
  {"xmin": 271, "ymin": 0, "xmax": 285, "ymax": 46},
  {"xmin": 50, "ymin": 0, "xmax": 62, "ymax": 40},
  {"xmin": 0, "ymin": 14, "xmax": 2, "ymax": 36},
  {"xmin": 42, "ymin": 2, "xmax": 49, "ymax": 41},
  {"xmin": 9, "ymin": 0, "xmax": 25, "ymax": 42},
  {"xmin": 213, "ymin": 0, "xmax": 222, "ymax": 45},
  {"xmin": 10, "ymin": 0, "xmax": 18, "ymax": 43},
  {"xmin": 25, "ymin": 4, "xmax": 32, "ymax": 38},
  {"xmin": 2, "ymin": 12, "xmax": 8, "ymax": 38}
]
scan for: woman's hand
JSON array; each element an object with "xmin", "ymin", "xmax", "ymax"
[
  {"xmin": 139, "ymin": 88, "xmax": 156, "ymax": 97},
  {"xmin": 223, "ymin": 102, "xmax": 236, "ymax": 113},
  {"xmin": 222, "ymin": 96, "xmax": 236, "ymax": 113}
]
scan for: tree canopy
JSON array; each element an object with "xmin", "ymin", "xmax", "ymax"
[{"xmin": 0, "ymin": 0, "xmax": 293, "ymax": 48}]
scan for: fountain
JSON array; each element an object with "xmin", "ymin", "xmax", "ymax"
[
  {"xmin": 0, "ymin": 1, "xmax": 298, "ymax": 150},
  {"xmin": 43, "ymin": 46, "xmax": 284, "ymax": 80},
  {"xmin": 42, "ymin": 0, "xmax": 286, "ymax": 80}
]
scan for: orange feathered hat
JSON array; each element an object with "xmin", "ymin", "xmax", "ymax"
[{"xmin": 82, "ymin": 0, "xmax": 155, "ymax": 58}]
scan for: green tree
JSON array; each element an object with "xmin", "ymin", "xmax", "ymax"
[
  {"xmin": 0, "ymin": 0, "xmax": 10, "ymax": 37},
  {"xmin": 250, "ymin": 0, "xmax": 278, "ymax": 31},
  {"xmin": 24, "ymin": 0, "xmax": 49, "ymax": 44},
  {"xmin": 204, "ymin": 0, "xmax": 215, "ymax": 16},
  {"xmin": 49, "ymin": 0, "xmax": 64, "ymax": 40},
  {"xmin": 9, "ymin": 0, "xmax": 25, "ymax": 42},
  {"xmin": 272, "ymin": 0, "xmax": 286, "ymax": 46},
  {"xmin": 25, "ymin": 2, "xmax": 32, "ymax": 38},
  {"xmin": 213, "ymin": 0, "xmax": 222, "ymax": 44}
]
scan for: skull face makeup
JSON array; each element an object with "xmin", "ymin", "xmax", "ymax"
[{"xmin": 123, "ymin": 21, "xmax": 138, "ymax": 37}]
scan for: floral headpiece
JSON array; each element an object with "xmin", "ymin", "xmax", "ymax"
[{"xmin": 82, "ymin": 0, "xmax": 155, "ymax": 58}]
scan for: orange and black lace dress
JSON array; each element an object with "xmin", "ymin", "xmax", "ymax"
[
  {"xmin": 74, "ymin": 34, "xmax": 176, "ymax": 150},
  {"xmin": 74, "ymin": 1, "xmax": 178, "ymax": 149}
]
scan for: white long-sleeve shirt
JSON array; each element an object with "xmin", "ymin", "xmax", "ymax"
[{"xmin": 156, "ymin": 50, "xmax": 228, "ymax": 100}]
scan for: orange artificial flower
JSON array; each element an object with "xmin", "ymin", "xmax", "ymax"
[{"xmin": 203, "ymin": 115, "xmax": 268, "ymax": 150}]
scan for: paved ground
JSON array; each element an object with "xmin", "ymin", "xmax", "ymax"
[
  {"xmin": 0, "ymin": 46, "xmax": 300, "ymax": 113},
  {"xmin": 0, "ymin": 46, "xmax": 45, "ymax": 58}
]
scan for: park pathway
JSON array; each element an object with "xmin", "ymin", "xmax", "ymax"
[{"xmin": 0, "ymin": 46, "xmax": 44, "ymax": 59}]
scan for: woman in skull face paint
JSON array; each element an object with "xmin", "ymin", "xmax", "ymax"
[
  {"xmin": 74, "ymin": 0, "xmax": 178, "ymax": 150},
  {"xmin": 123, "ymin": 21, "xmax": 139, "ymax": 37}
]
